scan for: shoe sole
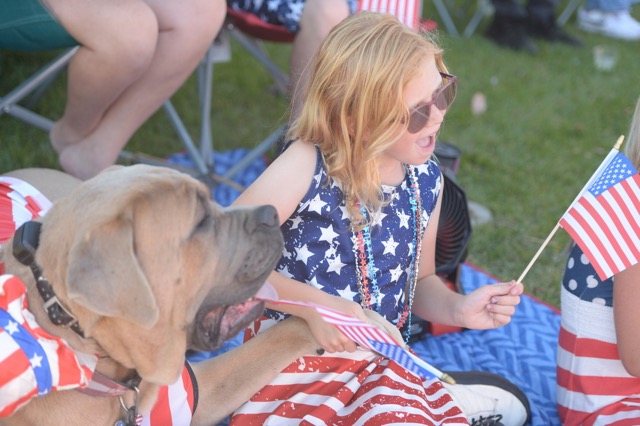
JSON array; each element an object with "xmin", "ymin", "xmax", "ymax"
[{"xmin": 444, "ymin": 371, "xmax": 532, "ymax": 424}]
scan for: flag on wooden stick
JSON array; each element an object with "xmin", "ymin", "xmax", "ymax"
[
  {"xmin": 559, "ymin": 151, "xmax": 640, "ymax": 280},
  {"xmin": 262, "ymin": 296, "xmax": 454, "ymax": 383}
]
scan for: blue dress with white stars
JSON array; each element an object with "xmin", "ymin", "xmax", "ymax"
[
  {"xmin": 230, "ymin": 147, "xmax": 469, "ymax": 425},
  {"xmin": 267, "ymin": 146, "xmax": 441, "ymax": 326}
]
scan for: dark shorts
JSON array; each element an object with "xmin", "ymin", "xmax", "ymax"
[
  {"xmin": 227, "ymin": 0, "xmax": 358, "ymax": 33},
  {"xmin": 0, "ymin": 0, "xmax": 76, "ymax": 52}
]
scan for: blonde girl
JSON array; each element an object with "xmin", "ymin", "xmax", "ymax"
[{"xmin": 231, "ymin": 12, "xmax": 529, "ymax": 425}]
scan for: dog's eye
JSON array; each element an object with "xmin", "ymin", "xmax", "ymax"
[{"xmin": 195, "ymin": 214, "xmax": 212, "ymax": 231}]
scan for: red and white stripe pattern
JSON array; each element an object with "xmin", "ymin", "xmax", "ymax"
[
  {"xmin": 231, "ymin": 314, "xmax": 466, "ymax": 425},
  {"xmin": 0, "ymin": 177, "xmax": 52, "ymax": 275},
  {"xmin": 0, "ymin": 274, "xmax": 98, "ymax": 417},
  {"xmin": 557, "ymin": 287, "xmax": 640, "ymax": 425},
  {"xmin": 357, "ymin": 0, "xmax": 422, "ymax": 30},
  {"xmin": 267, "ymin": 297, "xmax": 443, "ymax": 380},
  {"xmin": 141, "ymin": 364, "xmax": 196, "ymax": 426}
]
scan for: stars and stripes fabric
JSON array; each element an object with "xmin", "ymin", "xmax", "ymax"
[
  {"xmin": 266, "ymin": 297, "xmax": 442, "ymax": 381},
  {"xmin": 227, "ymin": 0, "xmax": 422, "ymax": 34},
  {"xmin": 229, "ymin": 147, "xmax": 466, "ymax": 424},
  {"xmin": 557, "ymin": 244, "xmax": 640, "ymax": 425},
  {"xmin": 0, "ymin": 274, "xmax": 98, "ymax": 417},
  {"xmin": 559, "ymin": 152, "xmax": 640, "ymax": 280},
  {"xmin": 232, "ymin": 317, "xmax": 466, "ymax": 426}
]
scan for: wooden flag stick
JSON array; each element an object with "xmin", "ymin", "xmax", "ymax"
[
  {"xmin": 516, "ymin": 135, "xmax": 626, "ymax": 284},
  {"xmin": 517, "ymin": 223, "xmax": 560, "ymax": 283}
]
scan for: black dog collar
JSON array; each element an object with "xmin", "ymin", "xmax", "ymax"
[{"xmin": 13, "ymin": 221, "xmax": 85, "ymax": 338}]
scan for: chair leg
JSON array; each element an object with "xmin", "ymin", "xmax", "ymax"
[
  {"xmin": 432, "ymin": 0, "xmax": 461, "ymax": 37},
  {"xmin": 557, "ymin": 0, "xmax": 583, "ymax": 25},
  {"xmin": 462, "ymin": 0, "xmax": 495, "ymax": 37},
  {"xmin": 0, "ymin": 47, "xmax": 79, "ymax": 132}
]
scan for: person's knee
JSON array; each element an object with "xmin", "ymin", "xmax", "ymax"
[
  {"xmin": 88, "ymin": 4, "xmax": 158, "ymax": 76},
  {"xmin": 159, "ymin": 0, "xmax": 224, "ymax": 53}
]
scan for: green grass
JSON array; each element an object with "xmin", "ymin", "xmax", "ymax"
[{"xmin": 1, "ymin": 6, "xmax": 638, "ymax": 308}]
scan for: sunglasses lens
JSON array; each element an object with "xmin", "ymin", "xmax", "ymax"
[
  {"xmin": 407, "ymin": 105, "xmax": 428, "ymax": 134},
  {"xmin": 435, "ymin": 80, "xmax": 457, "ymax": 111}
]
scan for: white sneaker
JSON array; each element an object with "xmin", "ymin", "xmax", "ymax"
[
  {"xmin": 577, "ymin": 8, "xmax": 640, "ymax": 40},
  {"xmin": 442, "ymin": 371, "xmax": 531, "ymax": 426}
]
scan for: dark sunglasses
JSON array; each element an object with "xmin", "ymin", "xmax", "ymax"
[{"xmin": 406, "ymin": 72, "xmax": 458, "ymax": 134}]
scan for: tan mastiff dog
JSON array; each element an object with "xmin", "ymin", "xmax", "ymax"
[{"xmin": 0, "ymin": 165, "xmax": 320, "ymax": 425}]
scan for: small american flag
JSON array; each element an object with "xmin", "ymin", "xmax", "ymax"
[
  {"xmin": 266, "ymin": 298, "xmax": 442, "ymax": 381},
  {"xmin": 559, "ymin": 151, "xmax": 640, "ymax": 280}
]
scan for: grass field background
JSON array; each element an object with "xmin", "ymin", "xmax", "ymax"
[{"xmin": 2, "ymin": 3, "xmax": 639, "ymax": 307}]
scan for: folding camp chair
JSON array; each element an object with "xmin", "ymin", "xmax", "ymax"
[{"xmin": 0, "ymin": 0, "xmax": 227, "ymax": 184}]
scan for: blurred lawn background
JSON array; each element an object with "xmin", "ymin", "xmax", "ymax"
[{"xmin": 2, "ymin": 2, "xmax": 639, "ymax": 307}]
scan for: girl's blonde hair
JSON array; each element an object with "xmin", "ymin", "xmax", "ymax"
[
  {"xmin": 288, "ymin": 12, "xmax": 448, "ymax": 225},
  {"xmin": 626, "ymin": 97, "xmax": 640, "ymax": 169}
]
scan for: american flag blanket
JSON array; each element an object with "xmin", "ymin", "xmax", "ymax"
[{"xmin": 229, "ymin": 316, "xmax": 468, "ymax": 425}]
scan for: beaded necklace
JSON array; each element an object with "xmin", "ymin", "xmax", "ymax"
[{"xmin": 352, "ymin": 165, "xmax": 424, "ymax": 343}]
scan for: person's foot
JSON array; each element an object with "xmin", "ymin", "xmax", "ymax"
[
  {"xmin": 442, "ymin": 371, "xmax": 531, "ymax": 426},
  {"xmin": 577, "ymin": 8, "xmax": 640, "ymax": 40}
]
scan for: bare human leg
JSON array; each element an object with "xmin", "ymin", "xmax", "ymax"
[{"xmin": 46, "ymin": 0, "xmax": 225, "ymax": 180}]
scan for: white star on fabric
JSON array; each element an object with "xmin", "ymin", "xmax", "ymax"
[
  {"xmin": 398, "ymin": 210, "xmax": 410, "ymax": 229},
  {"xmin": 306, "ymin": 194, "xmax": 327, "ymax": 214},
  {"xmin": 339, "ymin": 205, "xmax": 350, "ymax": 221},
  {"xmin": 337, "ymin": 284, "xmax": 359, "ymax": 301},
  {"xmin": 372, "ymin": 211, "xmax": 387, "ymax": 228},
  {"xmin": 30, "ymin": 353, "xmax": 43, "ymax": 369},
  {"xmin": 307, "ymin": 276, "xmax": 324, "ymax": 290},
  {"xmin": 390, "ymin": 264, "xmax": 404, "ymax": 282},
  {"xmin": 5, "ymin": 320, "xmax": 19, "ymax": 335},
  {"xmin": 296, "ymin": 244, "xmax": 314, "ymax": 264},
  {"xmin": 319, "ymin": 224, "xmax": 339, "ymax": 244},
  {"xmin": 287, "ymin": 2, "xmax": 305, "ymax": 19},
  {"xmin": 382, "ymin": 236, "xmax": 400, "ymax": 256},
  {"xmin": 289, "ymin": 216, "xmax": 303, "ymax": 230},
  {"xmin": 279, "ymin": 264, "xmax": 294, "ymax": 279},
  {"xmin": 326, "ymin": 255, "xmax": 346, "ymax": 275},
  {"xmin": 326, "ymin": 245, "xmax": 338, "ymax": 259}
]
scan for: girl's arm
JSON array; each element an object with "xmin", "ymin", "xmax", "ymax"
[
  {"xmin": 411, "ymin": 176, "xmax": 523, "ymax": 329},
  {"xmin": 613, "ymin": 262, "xmax": 640, "ymax": 377},
  {"xmin": 232, "ymin": 141, "xmax": 368, "ymax": 352}
]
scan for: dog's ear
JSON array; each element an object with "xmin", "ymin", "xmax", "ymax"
[{"xmin": 66, "ymin": 216, "xmax": 160, "ymax": 328}]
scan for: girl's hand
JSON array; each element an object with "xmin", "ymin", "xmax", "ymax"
[
  {"xmin": 362, "ymin": 309, "xmax": 406, "ymax": 348},
  {"xmin": 303, "ymin": 296, "xmax": 370, "ymax": 353},
  {"xmin": 459, "ymin": 281, "xmax": 523, "ymax": 329}
]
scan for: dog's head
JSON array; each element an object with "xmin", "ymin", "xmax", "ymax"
[{"xmin": 35, "ymin": 165, "xmax": 283, "ymax": 385}]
